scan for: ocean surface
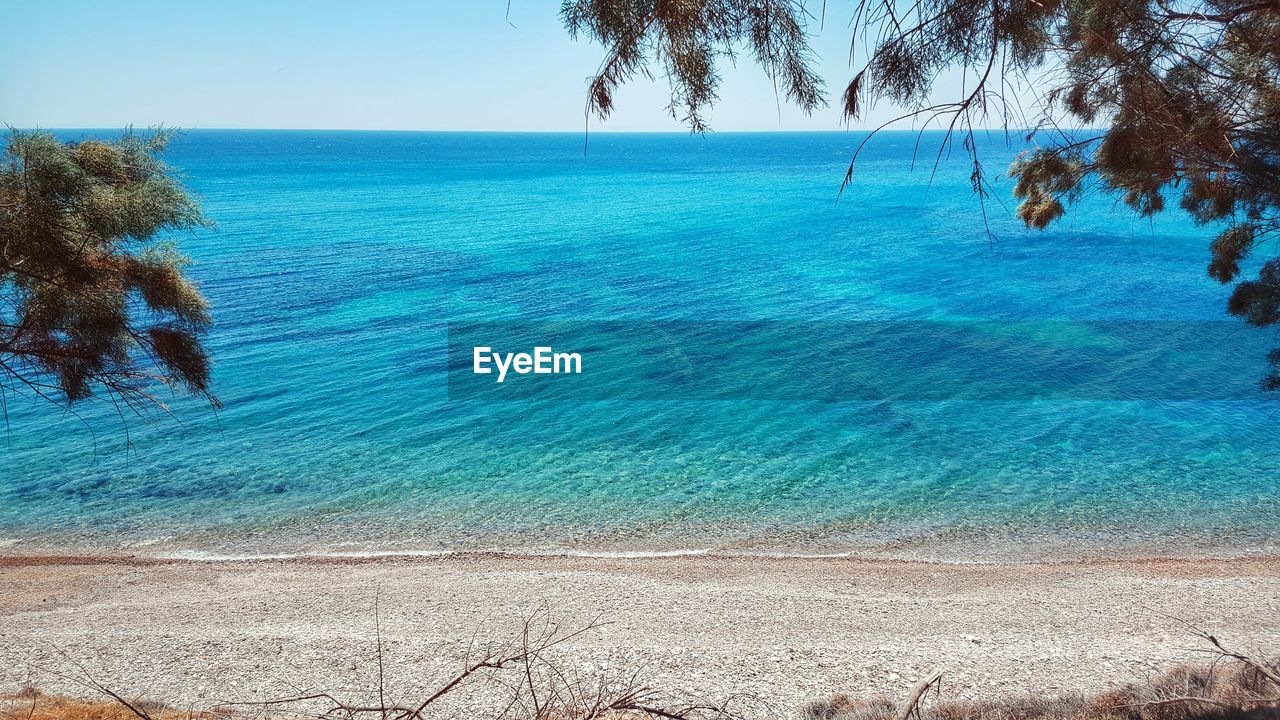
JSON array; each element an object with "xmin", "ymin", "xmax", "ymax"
[{"xmin": 3, "ymin": 130, "xmax": 1278, "ymax": 560}]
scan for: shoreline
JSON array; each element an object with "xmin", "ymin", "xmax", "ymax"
[
  {"xmin": 5, "ymin": 546, "xmax": 1280, "ymax": 566},
  {"xmin": 4, "ymin": 552, "xmax": 1279, "ymax": 717},
  {"xmin": 3, "ymin": 521, "xmax": 1278, "ymax": 565}
]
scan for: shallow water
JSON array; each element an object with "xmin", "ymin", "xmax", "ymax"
[{"xmin": 2, "ymin": 130, "xmax": 1278, "ymax": 559}]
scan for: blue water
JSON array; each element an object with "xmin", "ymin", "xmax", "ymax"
[{"xmin": 2, "ymin": 130, "xmax": 1278, "ymax": 559}]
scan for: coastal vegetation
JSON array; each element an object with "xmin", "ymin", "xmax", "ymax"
[
  {"xmin": 4, "ymin": 620, "xmax": 1276, "ymax": 720},
  {"xmin": 5, "ymin": 656, "xmax": 1276, "ymax": 719},
  {"xmin": 562, "ymin": 0, "xmax": 1280, "ymax": 384},
  {"xmin": 0, "ymin": 129, "xmax": 216, "ymax": 410}
]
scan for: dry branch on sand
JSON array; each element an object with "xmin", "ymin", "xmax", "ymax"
[
  {"xmin": 226, "ymin": 607, "xmax": 748, "ymax": 720},
  {"xmin": 4, "ymin": 615, "xmax": 1278, "ymax": 720},
  {"xmin": 4, "ymin": 608, "xmax": 746, "ymax": 720}
]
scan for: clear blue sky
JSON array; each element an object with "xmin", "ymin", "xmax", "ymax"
[{"xmin": 2, "ymin": 0, "xmax": 984, "ymax": 131}]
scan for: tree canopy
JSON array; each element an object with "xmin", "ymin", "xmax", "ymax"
[
  {"xmin": 562, "ymin": 0, "xmax": 1280, "ymax": 385},
  {"xmin": 0, "ymin": 129, "xmax": 218, "ymax": 411}
]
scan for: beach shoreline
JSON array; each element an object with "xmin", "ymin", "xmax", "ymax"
[
  {"xmin": 3, "ymin": 519, "xmax": 1278, "ymax": 565},
  {"xmin": 3, "ymin": 545, "xmax": 1280, "ymax": 565},
  {"xmin": 3, "ymin": 551, "xmax": 1278, "ymax": 717}
]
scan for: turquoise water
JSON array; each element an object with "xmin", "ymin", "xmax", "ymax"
[{"xmin": 2, "ymin": 130, "xmax": 1278, "ymax": 559}]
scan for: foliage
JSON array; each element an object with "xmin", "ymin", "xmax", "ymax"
[
  {"xmin": 0, "ymin": 129, "xmax": 218, "ymax": 410},
  {"xmin": 562, "ymin": 0, "xmax": 826, "ymax": 132},
  {"xmin": 562, "ymin": 0, "xmax": 1280, "ymax": 386}
]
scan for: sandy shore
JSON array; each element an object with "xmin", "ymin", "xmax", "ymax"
[{"xmin": 2, "ymin": 553, "xmax": 1278, "ymax": 717}]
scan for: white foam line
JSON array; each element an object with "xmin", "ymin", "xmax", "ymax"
[
  {"xmin": 558, "ymin": 548, "xmax": 714, "ymax": 558},
  {"xmin": 93, "ymin": 544, "xmax": 1277, "ymax": 565},
  {"xmin": 750, "ymin": 550, "xmax": 861, "ymax": 559},
  {"xmin": 157, "ymin": 547, "xmax": 720, "ymax": 562},
  {"xmin": 158, "ymin": 549, "xmax": 459, "ymax": 562}
]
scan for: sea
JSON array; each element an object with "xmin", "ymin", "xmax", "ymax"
[{"xmin": 2, "ymin": 130, "xmax": 1278, "ymax": 561}]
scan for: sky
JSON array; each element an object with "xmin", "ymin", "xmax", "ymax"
[{"xmin": 2, "ymin": 0, "xmax": 999, "ymax": 132}]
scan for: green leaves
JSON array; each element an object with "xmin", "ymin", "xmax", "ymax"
[
  {"xmin": 0, "ymin": 129, "xmax": 218, "ymax": 410},
  {"xmin": 1010, "ymin": 148, "xmax": 1084, "ymax": 228},
  {"xmin": 563, "ymin": 0, "xmax": 1280, "ymax": 386},
  {"xmin": 563, "ymin": 0, "xmax": 825, "ymax": 132},
  {"xmin": 1209, "ymin": 225, "xmax": 1259, "ymax": 283},
  {"xmin": 1228, "ymin": 259, "xmax": 1280, "ymax": 328}
]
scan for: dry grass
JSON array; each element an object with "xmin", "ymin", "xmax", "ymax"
[
  {"xmin": 0, "ymin": 686, "xmax": 228, "ymax": 720},
  {"xmin": 5, "ymin": 621, "xmax": 1276, "ymax": 720},
  {"xmin": 7, "ymin": 658, "xmax": 1277, "ymax": 720},
  {"xmin": 803, "ymin": 656, "xmax": 1280, "ymax": 720}
]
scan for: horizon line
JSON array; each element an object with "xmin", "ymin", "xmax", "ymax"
[{"xmin": 21, "ymin": 126, "xmax": 1054, "ymax": 135}]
